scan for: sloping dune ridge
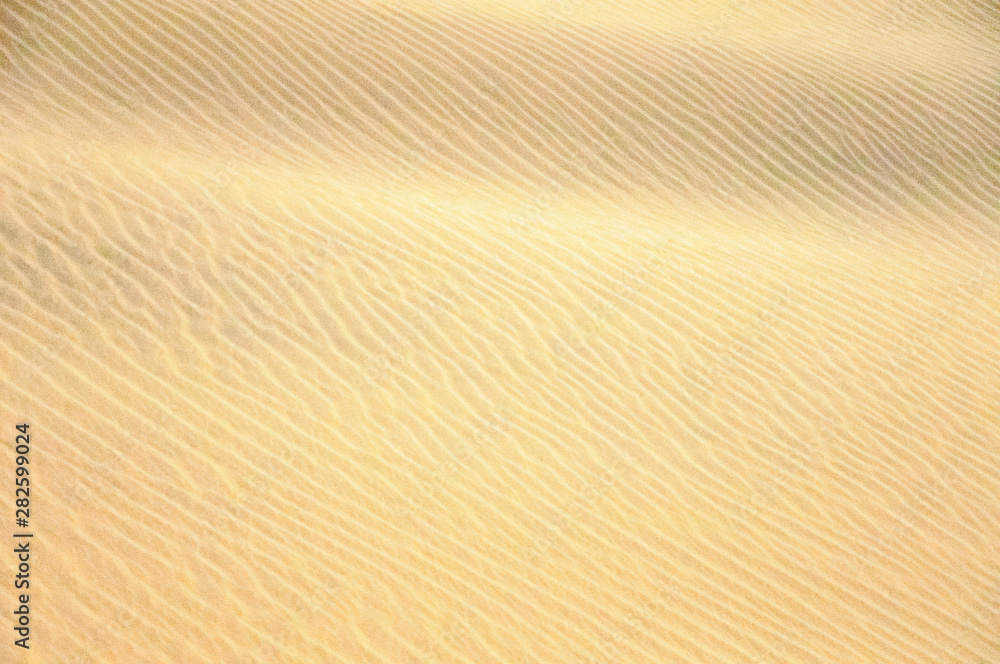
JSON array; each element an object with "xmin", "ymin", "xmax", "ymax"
[{"xmin": 1, "ymin": 0, "xmax": 1000, "ymax": 662}]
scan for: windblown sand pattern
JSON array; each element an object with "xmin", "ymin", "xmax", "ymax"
[{"xmin": 1, "ymin": 0, "xmax": 1000, "ymax": 662}]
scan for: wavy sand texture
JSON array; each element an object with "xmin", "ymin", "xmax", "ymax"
[{"xmin": 1, "ymin": 0, "xmax": 999, "ymax": 662}]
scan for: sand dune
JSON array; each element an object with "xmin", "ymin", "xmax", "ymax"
[{"xmin": 1, "ymin": 0, "xmax": 999, "ymax": 662}]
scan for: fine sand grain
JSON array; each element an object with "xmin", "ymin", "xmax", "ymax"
[{"xmin": 1, "ymin": 0, "xmax": 999, "ymax": 662}]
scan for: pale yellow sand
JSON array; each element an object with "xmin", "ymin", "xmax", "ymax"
[{"xmin": 1, "ymin": 0, "xmax": 999, "ymax": 662}]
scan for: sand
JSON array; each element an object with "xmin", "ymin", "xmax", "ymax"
[{"xmin": 1, "ymin": 0, "xmax": 999, "ymax": 662}]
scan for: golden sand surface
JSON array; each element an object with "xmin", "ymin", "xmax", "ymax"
[{"xmin": 1, "ymin": 0, "xmax": 999, "ymax": 662}]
